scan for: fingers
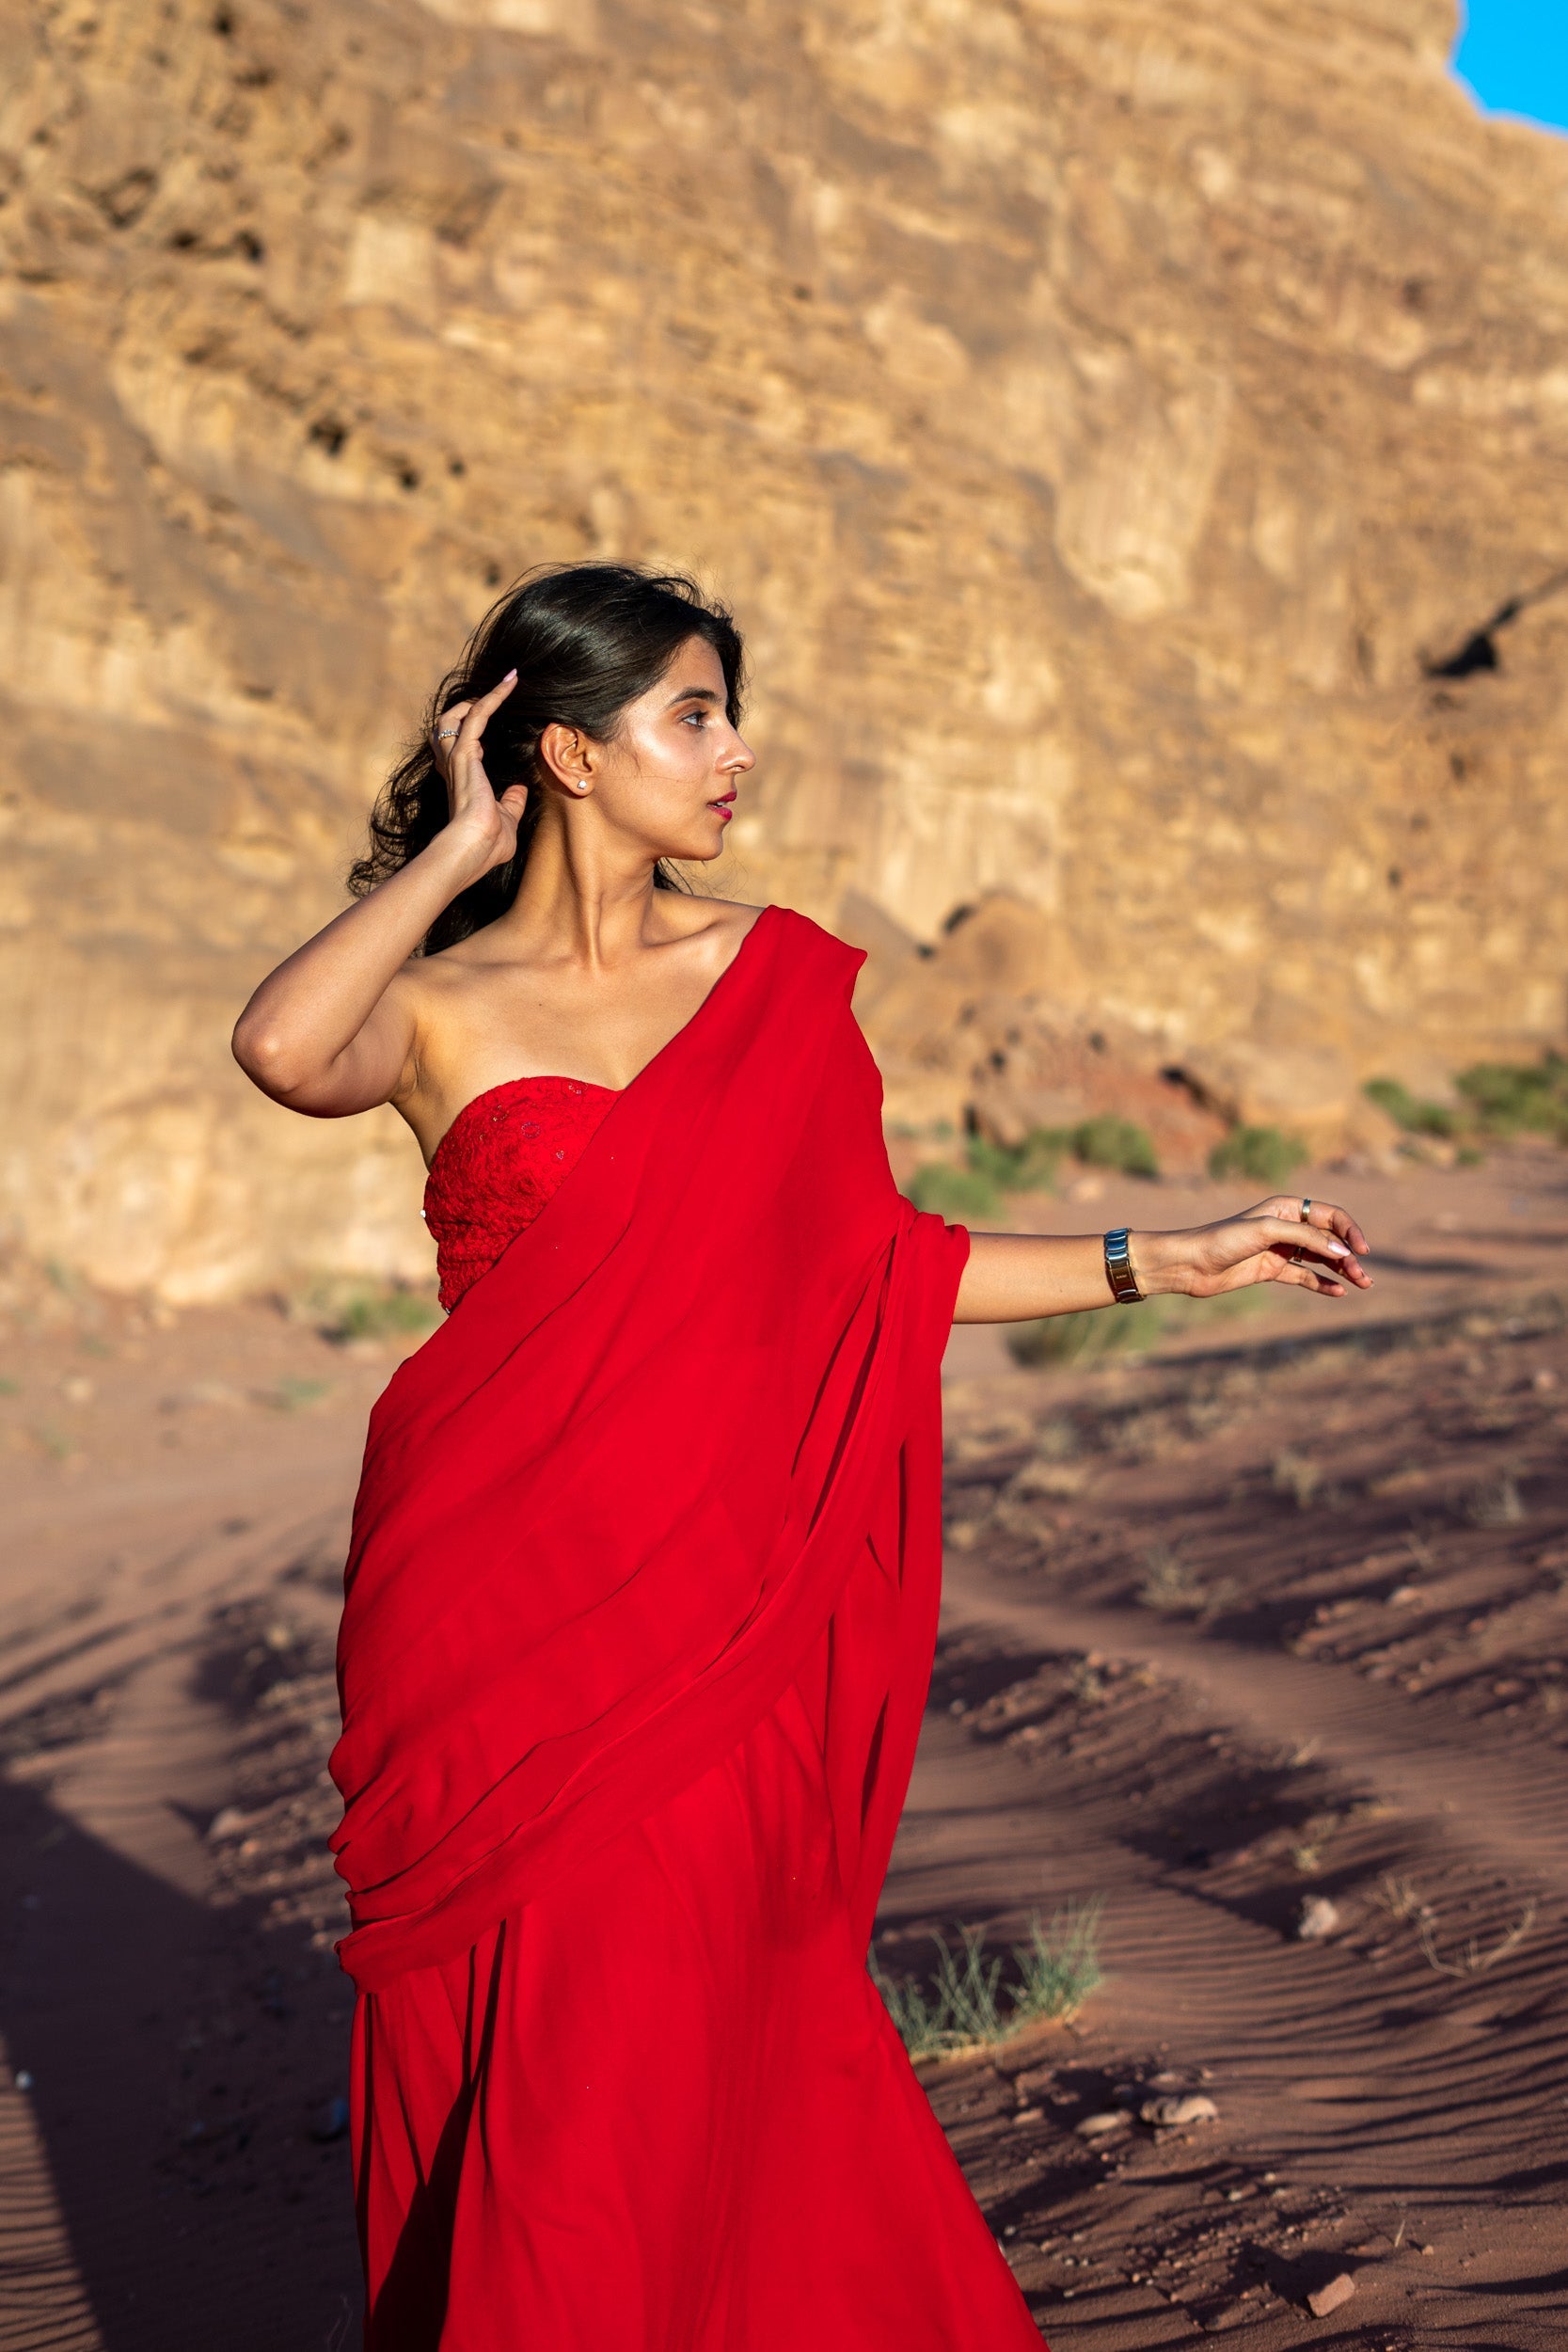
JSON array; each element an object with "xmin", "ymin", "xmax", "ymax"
[
  {"xmin": 1270, "ymin": 1257, "xmax": 1347, "ymax": 1296},
  {"xmin": 1259, "ymin": 1190, "xmax": 1371, "ymax": 1258},
  {"xmin": 1255, "ymin": 1216, "xmax": 1350, "ymax": 1256},
  {"xmin": 461, "ymin": 668, "xmax": 518, "ymax": 730},
  {"xmin": 430, "ymin": 671, "xmax": 518, "ymax": 765},
  {"xmin": 1252, "ymin": 1215, "xmax": 1372, "ymax": 1290},
  {"xmin": 1311, "ymin": 1200, "xmax": 1370, "ymax": 1257}
]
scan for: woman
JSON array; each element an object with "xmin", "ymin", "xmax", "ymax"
[{"xmin": 233, "ymin": 564, "xmax": 1370, "ymax": 2351}]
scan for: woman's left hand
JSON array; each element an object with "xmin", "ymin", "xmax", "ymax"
[{"xmin": 1140, "ymin": 1194, "xmax": 1372, "ymax": 1299}]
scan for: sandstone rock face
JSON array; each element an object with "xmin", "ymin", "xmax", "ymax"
[{"xmin": 2, "ymin": 0, "xmax": 1566, "ymax": 1293}]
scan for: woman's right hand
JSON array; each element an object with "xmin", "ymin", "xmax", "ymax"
[
  {"xmin": 429, "ymin": 669, "xmax": 529, "ymax": 878},
  {"xmin": 233, "ymin": 667, "xmax": 528, "ymax": 1110}
]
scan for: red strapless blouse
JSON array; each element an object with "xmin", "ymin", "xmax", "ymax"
[{"xmin": 422, "ymin": 1074, "xmax": 622, "ymax": 1311}]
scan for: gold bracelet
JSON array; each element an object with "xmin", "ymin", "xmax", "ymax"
[{"xmin": 1103, "ymin": 1227, "xmax": 1144, "ymax": 1305}]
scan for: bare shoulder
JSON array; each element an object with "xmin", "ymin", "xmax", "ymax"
[
  {"xmin": 659, "ymin": 896, "xmax": 768, "ymax": 969},
  {"xmin": 385, "ymin": 947, "xmax": 465, "ymax": 1022}
]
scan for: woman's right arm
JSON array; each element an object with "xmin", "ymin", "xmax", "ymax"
[{"xmin": 231, "ymin": 674, "xmax": 523, "ymax": 1118}]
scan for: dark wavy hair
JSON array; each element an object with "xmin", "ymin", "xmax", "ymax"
[{"xmin": 349, "ymin": 563, "xmax": 747, "ymax": 955}]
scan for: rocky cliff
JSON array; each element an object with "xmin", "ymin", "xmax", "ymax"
[{"xmin": 3, "ymin": 0, "xmax": 1566, "ymax": 1295}]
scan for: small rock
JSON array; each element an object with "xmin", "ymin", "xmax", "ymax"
[
  {"xmin": 1141, "ymin": 2093, "xmax": 1219, "ymax": 2128},
  {"xmin": 1306, "ymin": 2271, "xmax": 1355, "ymax": 2318},
  {"xmin": 206, "ymin": 1806, "xmax": 253, "ymax": 1843},
  {"xmin": 13, "ymin": 2069, "xmax": 33, "ymax": 2091},
  {"xmin": 1295, "ymin": 1895, "xmax": 1340, "ymax": 1942},
  {"xmin": 310, "ymin": 2094, "xmax": 350, "ymax": 2143},
  {"xmin": 1075, "ymin": 2111, "xmax": 1126, "ymax": 2138},
  {"xmin": 1011, "ymin": 2106, "xmax": 1043, "ymax": 2125}
]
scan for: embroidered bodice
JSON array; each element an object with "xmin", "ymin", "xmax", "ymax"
[{"xmin": 422, "ymin": 1075, "xmax": 621, "ymax": 1311}]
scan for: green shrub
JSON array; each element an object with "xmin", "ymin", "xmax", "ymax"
[
  {"xmin": 1006, "ymin": 1306, "xmax": 1146, "ymax": 1369},
  {"xmin": 1363, "ymin": 1076, "xmax": 1456, "ymax": 1137},
  {"xmin": 908, "ymin": 1162, "xmax": 1002, "ymax": 1218},
  {"xmin": 1454, "ymin": 1052, "xmax": 1568, "ymax": 1139},
  {"xmin": 1005, "ymin": 1283, "xmax": 1275, "ymax": 1368},
  {"xmin": 1071, "ymin": 1115, "xmax": 1159, "ymax": 1179},
  {"xmin": 317, "ymin": 1283, "xmax": 443, "ymax": 1344},
  {"xmin": 1011, "ymin": 1902, "xmax": 1105, "ymax": 2026},
  {"xmin": 869, "ymin": 1902, "xmax": 1103, "ymax": 2061},
  {"xmin": 954, "ymin": 1118, "xmax": 1157, "ymax": 1197},
  {"xmin": 965, "ymin": 1127, "xmax": 1072, "ymax": 1193},
  {"xmin": 1208, "ymin": 1124, "xmax": 1307, "ymax": 1186}
]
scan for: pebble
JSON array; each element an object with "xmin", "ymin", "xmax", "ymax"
[
  {"xmin": 1141, "ymin": 2093, "xmax": 1219, "ymax": 2128},
  {"xmin": 13, "ymin": 2070, "xmax": 32, "ymax": 2091},
  {"xmin": 1306, "ymin": 2271, "xmax": 1356, "ymax": 2318},
  {"xmin": 206, "ymin": 1806, "xmax": 254, "ymax": 1843},
  {"xmin": 311, "ymin": 2094, "xmax": 350, "ymax": 2143},
  {"xmin": 1075, "ymin": 2111, "xmax": 1126, "ymax": 2138},
  {"xmin": 1295, "ymin": 1895, "xmax": 1340, "ymax": 1941}
]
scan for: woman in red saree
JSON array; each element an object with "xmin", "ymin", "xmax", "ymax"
[{"xmin": 234, "ymin": 564, "xmax": 1370, "ymax": 2349}]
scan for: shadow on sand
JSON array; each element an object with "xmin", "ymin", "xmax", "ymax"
[{"xmin": 0, "ymin": 1769, "xmax": 360, "ymax": 2351}]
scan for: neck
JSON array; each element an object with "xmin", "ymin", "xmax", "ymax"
[{"xmin": 492, "ymin": 803, "xmax": 662, "ymax": 970}]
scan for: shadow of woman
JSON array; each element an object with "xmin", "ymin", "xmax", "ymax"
[{"xmin": 0, "ymin": 1770, "xmax": 361, "ymax": 2351}]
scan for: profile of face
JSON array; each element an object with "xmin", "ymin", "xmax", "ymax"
[{"xmin": 540, "ymin": 636, "xmax": 755, "ymax": 866}]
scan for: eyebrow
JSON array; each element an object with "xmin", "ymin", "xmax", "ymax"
[{"xmin": 663, "ymin": 684, "xmax": 722, "ymax": 707}]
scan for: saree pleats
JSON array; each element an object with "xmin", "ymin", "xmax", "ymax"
[{"xmin": 332, "ymin": 909, "xmax": 1042, "ymax": 2346}]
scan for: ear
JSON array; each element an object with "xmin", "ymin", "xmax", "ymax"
[{"xmin": 538, "ymin": 720, "xmax": 593, "ymax": 793}]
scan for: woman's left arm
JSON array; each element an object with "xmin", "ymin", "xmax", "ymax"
[{"xmin": 952, "ymin": 1194, "xmax": 1370, "ymax": 1323}]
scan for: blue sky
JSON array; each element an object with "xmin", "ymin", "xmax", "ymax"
[{"xmin": 1451, "ymin": 0, "xmax": 1568, "ymax": 135}]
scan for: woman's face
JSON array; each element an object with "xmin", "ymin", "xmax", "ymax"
[{"xmin": 579, "ymin": 637, "xmax": 754, "ymax": 865}]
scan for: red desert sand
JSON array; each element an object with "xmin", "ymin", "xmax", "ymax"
[{"xmin": 2, "ymin": 1147, "xmax": 1566, "ymax": 2349}]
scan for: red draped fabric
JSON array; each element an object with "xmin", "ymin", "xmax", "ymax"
[{"xmin": 330, "ymin": 906, "xmax": 1044, "ymax": 2348}]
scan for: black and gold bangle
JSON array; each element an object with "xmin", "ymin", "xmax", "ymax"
[{"xmin": 1103, "ymin": 1227, "xmax": 1144, "ymax": 1305}]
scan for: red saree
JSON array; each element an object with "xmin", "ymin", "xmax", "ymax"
[{"xmin": 331, "ymin": 906, "xmax": 1043, "ymax": 2349}]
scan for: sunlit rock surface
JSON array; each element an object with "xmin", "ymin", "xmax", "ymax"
[{"xmin": 2, "ymin": 0, "xmax": 1566, "ymax": 1295}]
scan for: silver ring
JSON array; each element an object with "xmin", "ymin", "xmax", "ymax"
[
  {"xmin": 435, "ymin": 726, "xmax": 460, "ymax": 740},
  {"xmin": 1300, "ymin": 1196, "xmax": 1313, "ymax": 1225}
]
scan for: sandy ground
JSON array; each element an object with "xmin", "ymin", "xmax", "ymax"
[{"xmin": 1, "ymin": 1148, "xmax": 1565, "ymax": 2348}]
